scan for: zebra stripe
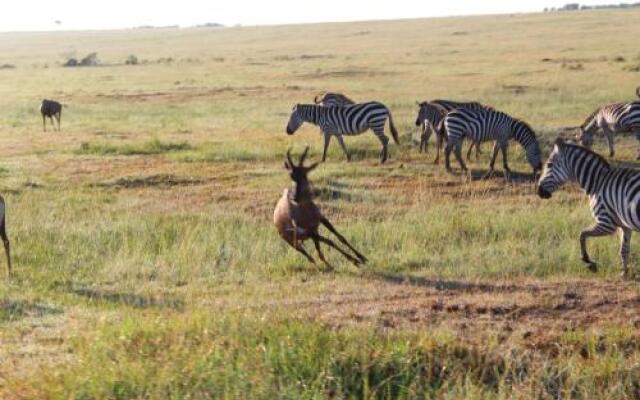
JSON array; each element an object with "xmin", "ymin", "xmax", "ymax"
[
  {"xmin": 314, "ymin": 93, "xmax": 355, "ymax": 107},
  {"xmin": 537, "ymin": 139, "xmax": 640, "ymax": 275},
  {"xmin": 286, "ymin": 102, "xmax": 399, "ymax": 163},
  {"xmin": 577, "ymin": 100, "xmax": 640, "ymax": 158},
  {"xmin": 444, "ymin": 107, "xmax": 542, "ymax": 178},
  {"xmin": 415, "ymin": 100, "xmax": 490, "ymax": 163}
]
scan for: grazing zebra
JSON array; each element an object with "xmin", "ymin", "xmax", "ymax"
[
  {"xmin": 415, "ymin": 100, "xmax": 489, "ymax": 163},
  {"xmin": 576, "ymin": 101, "xmax": 640, "ymax": 158},
  {"xmin": 40, "ymin": 99, "xmax": 62, "ymax": 131},
  {"xmin": 314, "ymin": 92, "xmax": 355, "ymax": 107},
  {"xmin": 286, "ymin": 102, "xmax": 399, "ymax": 163},
  {"xmin": 444, "ymin": 107, "xmax": 542, "ymax": 179},
  {"xmin": 538, "ymin": 138, "xmax": 640, "ymax": 276}
]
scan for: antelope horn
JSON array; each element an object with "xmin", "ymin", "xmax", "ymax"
[{"xmin": 299, "ymin": 146, "xmax": 310, "ymax": 166}]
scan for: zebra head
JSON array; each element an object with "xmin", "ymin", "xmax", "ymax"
[
  {"xmin": 575, "ymin": 126, "xmax": 595, "ymax": 149},
  {"xmin": 415, "ymin": 102, "xmax": 428, "ymax": 126},
  {"xmin": 527, "ymin": 141, "xmax": 543, "ymax": 175},
  {"xmin": 537, "ymin": 139, "xmax": 570, "ymax": 199},
  {"xmin": 286, "ymin": 105, "xmax": 304, "ymax": 135}
]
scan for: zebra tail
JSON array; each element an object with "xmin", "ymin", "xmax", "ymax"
[{"xmin": 387, "ymin": 110, "xmax": 400, "ymax": 145}]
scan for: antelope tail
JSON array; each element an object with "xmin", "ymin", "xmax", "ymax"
[{"xmin": 387, "ymin": 110, "xmax": 400, "ymax": 145}]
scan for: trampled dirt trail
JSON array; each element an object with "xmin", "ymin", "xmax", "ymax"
[{"xmin": 234, "ymin": 275, "xmax": 640, "ymax": 346}]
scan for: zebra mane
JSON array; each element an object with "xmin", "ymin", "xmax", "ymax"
[
  {"xmin": 511, "ymin": 118, "xmax": 538, "ymax": 147},
  {"xmin": 561, "ymin": 141, "xmax": 610, "ymax": 169},
  {"xmin": 580, "ymin": 107, "xmax": 600, "ymax": 129}
]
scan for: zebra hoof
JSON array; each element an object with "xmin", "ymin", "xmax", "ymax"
[{"xmin": 582, "ymin": 257, "xmax": 598, "ymax": 272}]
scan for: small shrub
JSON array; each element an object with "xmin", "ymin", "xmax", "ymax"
[{"xmin": 125, "ymin": 55, "xmax": 139, "ymax": 65}]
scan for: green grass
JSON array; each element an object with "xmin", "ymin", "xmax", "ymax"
[{"xmin": 1, "ymin": 8, "xmax": 640, "ymax": 399}]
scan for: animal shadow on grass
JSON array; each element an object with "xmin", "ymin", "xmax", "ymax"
[
  {"xmin": 469, "ymin": 169, "xmax": 537, "ymax": 183},
  {"xmin": 364, "ymin": 271, "xmax": 523, "ymax": 293},
  {"xmin": 69, "ymin": 287, "xmax": 184, "ymax": 311},
  {"xmin": 0, "ymin": 299, "xmax": 62, "ymax": 322}
]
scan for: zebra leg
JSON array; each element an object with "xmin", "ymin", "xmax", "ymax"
[
  {"xmin": 483, "ymin": 142, "xmax": 500, "ymax": 179},
  {"xmin": 500, "ymin": 142, "xmax": 511, "ymax": 181},
  {"xmin": 335, "ymin": 135, "xmax": 351, "ymax": 161},
  {"xmin": 321, "ymin": 133, "xmax": 332, "ymax": 162},
  {"xmin": 602, "ymin": 125, "xmax": 615, "ymax": 157},
  {"xmin": 453, "ymin": 144, "xmax": 467, "ymax": 174},
  {"xmin": 466, "ymin": 142, "xmax": 474, "ymax": 161},
  {"xmin": 311, "ymin": 236, "xmax": 333, "ymax": 270},
  {"xmin": 373, "ymin": 128, "xmax": 390, "ymax": 164},
  {"xmin": 476, "ymin": 142, "xmax": 482, "ymax": 159},
  {"xmin": 55, "ymin": 113, "xmax": 61, "ymax": 131},
  {"xmin": 619, "ymin": 227, "xmax": 631, "ymax": 277},
  {"xmin": 49, "ymin": 116, "xmax": 55, "ymax": 131},
  {"xmin": 579, "ymin": 224, "xmax": 616, "ymax": 272},
  {"xmin": 434, "ymin": 131, "xmax": 444, "ymax": 164}
]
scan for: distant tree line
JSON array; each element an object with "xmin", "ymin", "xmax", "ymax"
[{"xmin": 544, "ymin": 2, "xmax": 640, "ymax": 11}]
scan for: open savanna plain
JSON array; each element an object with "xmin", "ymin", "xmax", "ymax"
[{"xmin": 1, "ymin": 9, "xmax": 640, "ymax": 399}]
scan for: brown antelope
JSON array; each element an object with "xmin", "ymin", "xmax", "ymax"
[
  {"xmin": 0, "ymin": 196, "xmax": 12, "ymax": 276},
  {"xmin": 273, "ymin": 148, "xmax": 367, "ymax": 268}
]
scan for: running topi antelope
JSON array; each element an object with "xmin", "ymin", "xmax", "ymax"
[
  {"xmin": 314, "ymin": 92, "xmax": 355, "ymax": 107},
  {"xmin": 40, "ymin": 99, "xmax": 63, "ymax": 131},
  {"xmin": 0, "ymin": 196, "xmax": 12, "ymax": 277},
  {"xmin": 444, "ymin": 106, "xmax": 542, "ymax": 180},
  {"xmin": 286, "ymin": 101, "xmax": 400, "ymax": 163},
  {"xmin": 575, "ymin": 99, "xmax": 640, "ymax": 158},
  {"xmin": 273, "ymin": 148, "xmax": 367, "ymax": 268},
  {"xmin": 538, "ymin": 138, "xmax": 640, "ymax": 277}
]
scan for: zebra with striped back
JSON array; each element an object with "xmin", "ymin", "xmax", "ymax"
[
  {"xmin": 286, "ymin": 102, "xmax": 399, "ymax": 163},
  {"xmin": 444, "ymin": 107, "xmax": 542, "ymax": 180},
  {"xmin": 537, "ymin": 138, "xmax": 640, "ymax": 276},
  {"xmin": 314, "ymin": 92, "xmax": 355, "ymax": 107},
  {"xmin": 414, "ymin": 100, "xmax": 488, "ymax": 163},
  {"xmin": 576, "ymin": 99, "xmax": 640, "ymax": 159},
  {"xmin": 40, "ymin": 99, "xmax": 62, "ymax": 131}
]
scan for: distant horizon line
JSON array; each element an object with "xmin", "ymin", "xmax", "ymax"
[{"xmin": 0, "ymin": 6, "xmax": 626, "ymax": 35}]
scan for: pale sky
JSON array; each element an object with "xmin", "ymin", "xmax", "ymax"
[{"xmin": 0, "ymin": 0, "xmax": 620, "ymax": 32}]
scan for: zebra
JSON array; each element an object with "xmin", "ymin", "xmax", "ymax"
[
  {"xmin": 444, "ymin": 107, "xmax": 542, "ymax": 180},
  {"xmin": 414, "ymin": 100, "xmax": 487, "ymax": 163},
  {"xmin": 287, "ymin": 101, "xmax": 399, "ymax": 163},
  {"xmin": 537, "ymin": 138, "xmax": 640, "ymax": 277},
  {"xmin": 40, "ymin": 99, "xmax": 62, "ymax": 131},
  {"xmin": 286, "ymin": 102, "xmax": 399, "ymax": 163},
  {"xmin": 314, "ymin": 92, "xmax": 355, "ymax": 107},
  {"xmin": 575, "ymin": 100, "xmax": 640, "ymax": 159}
]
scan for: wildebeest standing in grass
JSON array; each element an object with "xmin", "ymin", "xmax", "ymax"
[
  {"xmin": 40, "ymin": 99, "xmax": 62, "ymax": 131},
  {"xmin": 273, "ymin": 148, "xmax": 367, "ymax": 268},
  {"xmin": 0, "ymin": 195, "xmax": 12, "ymax": 277},
  {"xmin": 286, "ymin": 102, "xmax": 399, "ymax": 163}
]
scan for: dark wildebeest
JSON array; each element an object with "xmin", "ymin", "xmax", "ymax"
[
  {"xmin": 40, "ymin": 99, "xmax": 62, "ymax": 131},
  {"xmin": 0, "ymin": 195, "xmax": 12, "ymax": 277},
  {"xmin": 273, "ymin": 147, "xmax": 367, "ymax": 268}
]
